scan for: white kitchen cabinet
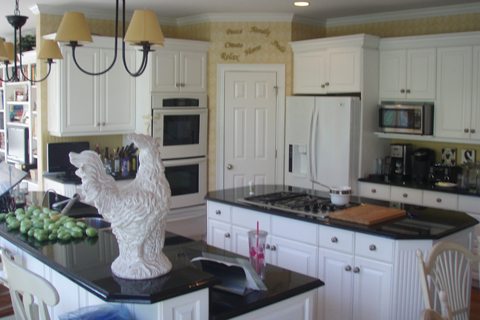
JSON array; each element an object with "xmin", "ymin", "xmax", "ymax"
[
  {"xmin": 269, "ymin": 235, "xmax": 318, "ymax": 277},
  {"xmin": 291, "ymin": 34, "xmax": 379, "ymax": 94},
  {"xmin": 358, "ymin": 182, "xmax": 390, "ymax": 201},
  {"xmin": 472, "ymin": 46, "xmax": 480, "ymax": 140},
  {"xmin": 390, "ymin": 186, "xmax": 422, "ymax": 205},
  {"xmin": 435, "ymin": 46, "xmax": 473, "ymax": 139},
  {"xmin": 379, "ymin": 48, "xmax": 436, "ymax": 100},
  {"xmin": 207, "ymin": 219, "xmax": 232, "ymax": 251},
  {"xmin": 422, "ymin": 190, "xmax": 458, "ymax": 210},
  {"xmin": 317, "ymin": 226, "xmax": 393, "ymax": 320},
  {"xmin": 151, "ymin": 48, "xmax": 207, "ymax": 93},
  {"xmin": 48, "ymin": 36, "xmax": 136, "ymax": 136}
]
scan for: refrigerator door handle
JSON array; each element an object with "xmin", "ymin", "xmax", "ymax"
[{"xmin": 309, "ymin": 107, "xmax": 319, "ymax": 182}]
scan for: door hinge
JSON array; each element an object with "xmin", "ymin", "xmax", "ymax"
[{"xmin": 274, "ymin": 86, "xmax": 278, "ymax": 95}]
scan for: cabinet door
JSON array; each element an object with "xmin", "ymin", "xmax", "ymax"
[
  {"xmin": 269, "ymin": 235, "xmax": 317, "ymax": 277},
  {"xmin": 472, "ymin": 46, "xmax": 480, "ymax": 140},
  {"xmin": 379, "ymin": 50, "xmax": 406, "ymax": 100},
  {"xmin": 358, "ymin": 182, "xmax": 390, "ymax": 201},
  {"xmin": 181, "ymin": 51, "xmax": 207, "ymax": 92},
  {"xmin": 390, "ymin": 186, "xmax": 422, "ymax": 205},
  {"xmin": 406, "ymin": 48, "xmax": 436, "ymax": 100},
  {"xmin": 352, "ymin": 256, "xmax": 392, "ymax": 320},
  {"xmin": 327, "ymin": 48, "xmax": 361, "ymax": 93},
  {"xmin": 151, "ymin": 49, "xmax": 180, "ymax": 92},
  {"xmin": 435, "ymin": 46, "xmax": 473, "ymax": 139},
  {"xmin": 231, "ymin": 224, "xmax": 251, "ymax": 258},
  {"xmin": 101, "ymin": 48, "xmax": 136, "ymax": 133},
  {"xmin": 207, "ymin": 219, "xmax": 231, "ymax": 251},
  {"xmin": 293, "ymin": 51, "xmax": 328, "ymax": 94},
  {"xmin": 61, "ymin": 47, "xmax": 99, "ymax": 134},
  {"xmin": 318, "ymin": 248, "xmax": 354, "ymax": 320}
]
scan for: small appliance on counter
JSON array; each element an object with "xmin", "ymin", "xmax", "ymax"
[
  {"xmin": 389, "ymin": 143, "xmax": 412, "ymax": 182},
  {"xmin": 412, "ymin": 148, "xmax": 435, "ymax": 184},
  {"xmin": 428, "ymin": 164, "xmax": 461, "ymax": 186}
]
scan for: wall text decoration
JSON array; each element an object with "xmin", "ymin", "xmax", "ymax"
[
  {"xmin": 245, "ymin": 45, "xmax": 262, "ymax": 55},
  {"xmin": 221, "ymin": 52, "xmax": 240, "ymax": 61},
  {"xmin": 226, "ymin": 28, "xmax": 243, "ymax": 35},
  {"xmin": 271, "ymin": 40, "xmax": 286, "ymax": 53},
  {"xmin": 250, "ymin": 26, "xmax": 271, "ymax": 37},
  {"xmin": 225, "ymin": 42, "xmax": 244, "ymax": 48}
]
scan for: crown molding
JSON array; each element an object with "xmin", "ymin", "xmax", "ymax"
[
  {"xmin": 176, "ymin": 12, "xmax": 297, "ymax": 25},
  {"xmin": 326, "ymin": 2, "xmax": 480, "ymax": 27}
]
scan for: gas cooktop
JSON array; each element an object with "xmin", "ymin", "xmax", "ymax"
[{"xmin": 238, "ymin": 191, "xmax": 358, "ymax": 219}]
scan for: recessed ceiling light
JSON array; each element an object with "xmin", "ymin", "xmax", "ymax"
[{"xmin": 294, "ymin": 1, "xmax": 310, "ymax": 7}]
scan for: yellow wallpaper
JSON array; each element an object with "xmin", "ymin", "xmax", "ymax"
[
  {"xmin": 327, "ymin": 13, "xmax": 480, "ymax": 37},
  {"xmin": 291, "ymin": 22, "xmax": 325, "ymax": 41}
]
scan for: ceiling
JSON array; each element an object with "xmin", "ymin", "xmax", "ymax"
[{"xmin": 1, "ymin": 0, "xmax": 480, "ymax": 38}]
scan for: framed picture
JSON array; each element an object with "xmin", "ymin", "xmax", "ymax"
[
  {"xmin": 460, "ymin": 149, "xmax": 476, "ymax": 164},
  {"xmin": 441, "ymin": 148, "xmax": 457, "ymax": 166}
]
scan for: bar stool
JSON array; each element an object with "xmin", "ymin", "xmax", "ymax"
[{"xmin": 0, "ymin": 248, "xmax": 59, "ymax": 320}]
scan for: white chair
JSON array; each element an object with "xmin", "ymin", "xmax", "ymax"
[
  {"xmin": 416, "ymin": 241, "xmax": 480, "ymax": 320},
  {"xmin": 0, "ymin": 248, "xmax": 59, "ymax": 320}
]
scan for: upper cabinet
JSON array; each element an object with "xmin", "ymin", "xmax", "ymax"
[
  {"xmin": 151, "ymin": 48, "xmax": 207, "ymax": 93},
  {"xmin": 291, "ymin": 34, "xmax": 379, "ymax": 94},
  {"xmin": 48, "ymin": 36, "xmax": 136, "ymax": 137},
  {"xmin": 379, "ymin": 48, "xmax": 436, "ymax": 100}
]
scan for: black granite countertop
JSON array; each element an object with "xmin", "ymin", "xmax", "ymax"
[
  {"xmin": 43, "ymin": 172, "xmax": 135, "ymax": 185},
  {"xmin": 0, "ymin": 192, "xmax": 322, "ymax": 318},
  {"xmin": 358, "ymin": 175, "xmax": 480, "ymax": 197},
  {"xmin": 205, "ymin": 185, "xmax": 478, "ymax": 240}
]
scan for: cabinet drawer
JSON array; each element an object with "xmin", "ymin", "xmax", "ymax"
[
  {"xmin": 358, "ymin": 182, "xmax": 390, "ymax": 200},
  {"xmin": 271, "ymin": 215, "xmax": 317, "ymax": 245},
  {"xmin": 423, "ymin": 191, "xmax": 458, "ymax": 210},
  {"xmin": 207, "ymin": 201, "xmax": 231, "ymax": 222},
  {"xmin": 355, "ymin": 233, "xmax": 394, "ymax": 263},
  {"xmin": 319, "ymin": 225, "xmax": 354, "ymax": 253},
  {"xmin": 232, "ymin": 207, "xmax": 270, "ymax": 232},
  {"xmin": 390, "ymin": 186, "xmax": 422, "ymax": 205},
  {"xmin": 458, "ymin": 195, "xmax": 480, "ymax": 214}
]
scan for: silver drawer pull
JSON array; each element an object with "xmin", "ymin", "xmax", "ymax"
[
  {"xmin": 436, "ymin": 198, "xmax": 442, "ymax": 203},
  {"xmin": 215, "ymin": 210, "xmax": 221, "ymax": 215},
  {"xmin": 266, "ymin": 244, "xmax": 271, "ymax": 250},
  {"xmin": 464, "ymin": 128, "xmax": 470, "ymax": 133},
  {"xmin": 400, "ymin": 89, "xmax": 405, "ymax": 93},
  {"xmin": 371, "ymin": 189, "xmax": 377, "ymax": 193},
  {"xmin": 270, "ymin": 245, "xmax": 277, "ymax": 251},
  {"xmin": 345, "ymin": 265, "xmax": 352, "ymax": 272},
  {"xmin": 353, "ymin": 267, "xmax": 360, "ymax": 273},
  {"xmin": 369, "ymin": 244, "xmax": 377, "ymax": 251},
  {"xmin": 402, "ymin": 193, "xmax": 408, "ymax": 198},
  {"xmin": 224, "ymin": 233, "xmax": 230, "ymax": 238},
  {"xmin": 331, "ymin": 236, "xmax": 338, "ymax": 243},
  {"xmin": 406, "ymin": 89, "xmax": 411, "ymax": 94},
  {"xmin": 471, "ymin": 129, "xmax": 476, "ymax": 134},
  {"xmin": 324, "ymin": 82, "xmax": 329, "ymax": 86}
]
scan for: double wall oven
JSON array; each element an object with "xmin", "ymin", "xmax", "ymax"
[{"xmin": 152, "ymin": 93, "xmax": 207, "ymax": 209}]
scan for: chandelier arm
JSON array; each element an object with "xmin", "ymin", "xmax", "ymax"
[
  {"xmin": 2, "ymin": 63, "xmax": 16, "ymax": 82},
  {"xmin": 69, "ymin": 0, "xmax": 120, "ymax": 76}
]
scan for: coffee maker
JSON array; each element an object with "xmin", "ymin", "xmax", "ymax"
[
  {"xmin": 412, "ymin": 148, "xmax": 435, "ymax": 184},
  {"xmin": 389, "ymin": 144, "xmax": 412, "ymax": 182}
]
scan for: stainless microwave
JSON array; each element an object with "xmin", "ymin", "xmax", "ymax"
[{"xmin": 378, "ymin": 102, "xmax": 434, "ymax": 135}]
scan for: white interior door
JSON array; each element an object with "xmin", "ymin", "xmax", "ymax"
[{"xmin": 223, "ymin": 71, "xmax": 277, "ymax": 189}]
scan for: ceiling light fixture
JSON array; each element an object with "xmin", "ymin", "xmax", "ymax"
[
  {"xmin": 294, "ymin": 1, "xmax": 310, "ymax": 7},
  {"xmin": 55, "ymin": 0, "xmax": 164, "ymax": 77},
  {"xmin": 0, "ymin": 0, "xmax": 63, "ymax": 83}
]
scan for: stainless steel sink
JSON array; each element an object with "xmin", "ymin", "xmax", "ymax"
[{"xmin": 78, "ymin": 217, "xmax": 111, "ymax": 230}]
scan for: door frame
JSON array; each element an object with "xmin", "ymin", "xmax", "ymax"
[{"xmin": 216, "ymin": 64, "xmax": 286, "ymax": 189}]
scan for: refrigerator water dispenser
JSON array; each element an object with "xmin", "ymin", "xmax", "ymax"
[{"xmin": 288, "ymin": 144, "xmax": 308, "ymax": 177}]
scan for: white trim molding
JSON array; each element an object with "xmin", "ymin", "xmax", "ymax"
[{"xmin": 216, "ymin": 64, "xmax": 286, "ymax": 190}]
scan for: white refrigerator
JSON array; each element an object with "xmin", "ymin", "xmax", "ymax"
[{"xmin": 284, "ymin": 96, "xmax": 361, "ymax": 192}]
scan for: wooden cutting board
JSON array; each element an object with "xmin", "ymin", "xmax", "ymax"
[{"xmin": 329, "ymin": 204, "xmax": 406, "ymax": 225}]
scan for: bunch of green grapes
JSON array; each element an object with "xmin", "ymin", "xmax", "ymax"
[{"xmin": 0, "ymin": 205, "xmax": 98, "ymax": 242}]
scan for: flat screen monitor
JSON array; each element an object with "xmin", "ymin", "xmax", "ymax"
[{"xmin": 47, "ymin": 142, "xmax": 90, "ymax": 178}]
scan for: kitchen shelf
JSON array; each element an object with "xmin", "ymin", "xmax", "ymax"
[{"xmin": 374, "ymin": 132, "xmax": 479, "ymax": 144}]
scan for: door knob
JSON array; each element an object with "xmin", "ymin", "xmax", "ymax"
[{"xmin": 227, "ymin": 164, "xmax": 233, "ymax": 170}]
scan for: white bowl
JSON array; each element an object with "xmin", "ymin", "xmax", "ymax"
[{"xmin": 329, "ymin": 186, "xmax": 352, "ymax": 206}]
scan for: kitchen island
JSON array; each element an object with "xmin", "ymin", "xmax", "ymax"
[
  {"xmin": 205, "ymin": 185, "xmax": 478, "ymax": 320},
  {"xmin": 0, "ymin": 192, "xmax": 322, "ymax": 320}
]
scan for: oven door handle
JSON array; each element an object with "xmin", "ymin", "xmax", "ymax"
[{"xmin": 162, "ymin": 157, "xmax": 207, "ymax": 166}]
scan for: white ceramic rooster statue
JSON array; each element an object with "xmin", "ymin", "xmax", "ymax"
[{"xmin": 69, "ymin": 133, "xmax": 172, "ymax": 280}]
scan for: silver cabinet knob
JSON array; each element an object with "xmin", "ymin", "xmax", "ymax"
[
  {"xmin": 331, "ymin": 236, "xmax": 338, "ymax": 243},
  {"xmin": 353, "ymin": 267, "xmax": 360, "ymax": 273},
  {"xmin": 321, "ymin": 84, "xmax": 325, "ymax": 88},
  {"xmin": 369, "ymin": 244, "xmax": 377, "ymax": 251},
  {"xmin": 270, "ymin": 245, "xmax": 277, "ymax": 251},
  {"xmin": 402, "ymin": 193, "xmax": 408, "ymax": 198},
  {"xmin": 400, "ymin": 89, "xmax": 405, "ymax": 93},
  {"xmin": 436, "ymin": 198, "xmax": 442, "ymax": 203},
  {"xmin": 266, "ymin": 244, "xmax": 271, "ymax": 250},
  {"xmin": 96, "ymin": 122, "xmax": 100, "ymax": 127},
  {"xmin": 325, "ymin": 82, "xmax": 329, "ymax": 86},
  {"xmin": 227, "ymin": 164, "xmax": 233, "ymax": 170},
  {"xmin": 406, "ymin": 89, "xmax": 411, "ymax": 94},
  {"xmin": 464, "ymin": 128, "xmax": 470, "ymax": 133},
  {"xmin": 102, "ymin": 122, "xmax": 106, "ymax": 126},
  {"xmin": 225, "ymin": 233, "xmax": 231, "ymax": 238},
  {"xmin": 345, "ymin": 265, "xmax": 352, "ymax": 272},
  {"xmin": 371, "ymin": 189, "xmax": 377, "ymax": 193},
  {"xmin": 471, "ymin": 129, "xmax": 476, "ymax": 134},
  {"xmin": 215, "ymin": 210, "xmax": 221, "ymax": 215}
]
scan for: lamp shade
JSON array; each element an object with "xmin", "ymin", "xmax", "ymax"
[
  {"xmin": 0, "ymin": 38, "xmax": 7, "ymax": 61},
  {"xmin": 4, "ymin": 42, "xmax": 16, "ymax": 62},
  {"xmin": 124, "ymin": 10, "xmax": 164, "ymax": 46},
  {"xmin": 55, "ymin": 12, "xmax": 93, "ymax": 43},
  {"xmin": 38, "ymin": 40, "xmax": 63, "ymax": 60}
]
